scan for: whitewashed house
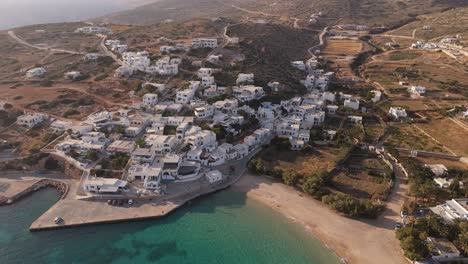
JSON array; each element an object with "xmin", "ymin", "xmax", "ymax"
[
  {"xmin": 194, "ymin": 105, "xmax": 215, "ymax": 119},
  {"xmin": 344, "ymin": 98, "xmax": 360, "ymax": 110},
  {"xmin": 176, "ymin": 89, "xmax": 195, "ymax": 104},
  {"xmin": 50, "ymin": 120, "xmax": 72, "ymax": 133},
  {"xmin": 128, "ymin": 164, "xmax": 162, "ymax": 189},
  {"xmin": 143, "ymin": 93, "xmax": 159, "ymax": 107},
  {"xmin": 17, "ymin": 113, "xmax": 47, "ymax": 128},
  {"xmin": 233, "ymin": 144, "xmax": 249, "ymax": 159},
  {"xmin": 291, "ymin": 61, "xmax": 306, "ymax": 71},
  {"xmin": 115, "ymin": 66, "xmax": 134, "ymax": 78},
  {"xmin": 371, "ymin": 90, "xmax": 382, "ymax": 103},
  {"xmin": 198, "ymin": 68, "xmax": 216, "ymax": 78},
  {"xmin": 207, "ymin": 55, "xmax": 222, "ymax": 63},
  {"xmin": 206, "ymin": 170, "xmax": 223, "ymax": 184},
  {"xmin": 388, "ymin": 107, "xmax": 407, "ymax": 119},
  {"xmin": 64, "ymin": 71, "xmax": 82, "ymax": 80},
  {"xmin": 430, "ymin": 198, "xmax": 468, "ymax": 224},
  {"xmin": 76, "ymin": 27, "xmax": 112, "ymax": 34},
  {"xmin": 86, "ymin": 111, "xmax": 112, "ymax": 128},
  {"xmin": 236, "ymin": 73, "xmax": 254, "ymax": 85},
  {"xmin": 84, "ymin": 178, "xmax": 127, "ymax": 194},
  {"xmin": 191, "ymin": 38, "xmax": 218, "ymax": 49},
  {"xmin": 202, "ymin": 76, "xmax": 216, "ymax": 88},
  {"xmin": 233, "ymin": 85, "xmax": 265, "ymax": 102},
  {"xmin": 26, "ymin": 67, "xmax": 46, "ymax": 78},
  {"xmin": 410, "ymin": 85, "xmax": 426, "ymax": 96}
]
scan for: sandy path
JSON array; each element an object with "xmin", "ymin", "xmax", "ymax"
[{"xmin": 232, "ymin": 174, "xmax": 407, "ymax": 264}]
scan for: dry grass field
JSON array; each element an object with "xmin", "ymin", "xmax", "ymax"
[
  {"xmin": 363, "ymin": 50, "xmax": 468, "ymax": 98},
  {"xmin": 417, "ymin": 119, "xmax": 468, "ymax": 156},
  {"xmin": 258, "ymin": 146, "xmax": 337, "ymax": 175},
  {"xmin": 388, "ymin": 7, "xmax": 468, "ymax": 42},
  {"xmin": 322, "ymin": 38, "xmax": 371, "ymax": 80},
  {"xmin": 386, "ymin": 124, "xmax": 448, "ymax": 153},
  {"xmin": 413, "ymin": 156, "xmax": 468, "ymax": 170},
  {"xmin": 13, "ymin": 22, "xmax": 102, "ymax": 53},
  {"xmin": 330, "ymin": 170, "xmax": 392, "ymax": 200},
  {"xmin": 322, "ymin": 39, "xmax": 364, "ymax": 56}
]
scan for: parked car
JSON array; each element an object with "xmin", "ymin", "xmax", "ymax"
[{"xmin": 394, "ymin": 223, "xmax": 401, "ymax": 230}]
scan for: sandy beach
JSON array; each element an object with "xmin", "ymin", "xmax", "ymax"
[{"xmin": 232, "ymin": 173, "xmax": 408, "ymax": 264}]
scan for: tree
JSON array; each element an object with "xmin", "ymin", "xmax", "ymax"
[
  {"xmin": 282, "ymin": 170, "xmax": 301, "ymax": 186},
  {"xmin": 455, "ymin": 222, "xmax": 468, "ymax": 255},
  {"xmin": 44, "ymin": 157, "xmax": 60, "ymax": 170},
  {"xmin": 400, "ymin": 236, "xmax": 429, "ymax": 261},
  {"xmin": 85, "ymin": 150, "xmax": 99, "ymax": 161},
  {"xmin": 302, "ymin": 175, "xmax": 324, "ymax": 197},
  {"xmin": 115, "ymin": 125, "xmax": 125, "ymax": 134},
  {"xmin": 135, "ymin": 138, "xmax": 146, "ymax": 148}
]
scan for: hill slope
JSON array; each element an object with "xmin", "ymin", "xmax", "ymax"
[{"xmin": 99, "ymin": 0, "xmax": 468, "ymax": 27}]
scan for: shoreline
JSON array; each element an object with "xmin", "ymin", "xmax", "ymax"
[{"xmin": 231, "ymin": 173, "xmax": 407, "ymax": 264}]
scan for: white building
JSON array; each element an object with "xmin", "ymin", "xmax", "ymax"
[
  {"xmin": 86, "ymin": 111, "xmax": 112, "ymax": 127},
  {"xmin": 50, "ymin": 120, "xmax": 72, "ymax": 133},
  {"xmin": 205, "ymin": 170, "xmax": 223, "ymax": 184},
  {"xmin": 213, "ymin": 99, "xmax": 238, "ymax": 114},
  {"xmin": 115, "ymin": 66, "xmax": 134, "ymax": 78},
  {"xmin": 107, "ymin": 140, "xmax": 135, "ymax": 154},
  {"xmin": 84, "ymin": 178, "xmax": 127, "ymax": 194},
  {"xmin": 344, "ymin": 98, "xmax": 360, "ymax": 110},
  {"xmin": 194, "ymin": 105, "xmax": 215, "ymax": 119},
  {"xmin": 122, "ymin": 52, "xmax": 151, "ymax": 71},
  {"xmin": 191, "ymin": 38, "xmax": 218, "ymax": 49},
  {"xmin": 17, "ymin": 113, "xmax": 47, "ymax": 128},
  {"xmin": 202, "ymin": 76, "xmax": 216, "ymax": 88},
  {"xmin": 371, "ymin": 90, "xmax": 382, "ymax": 103},
  {"xmin": 388, "ymin": 107, "xmax": 407, "ymax": 119},
  {"xmin": 64, "ymin": 71, "xmax": 82, "ymax": 80},
  {"xmin": 207, "ymin": 55, "xmax": 222, "ymax": 63},
  {"xmin": 198, "ymin": 68, "xmax": 216, "ymax": 78},
  {"xmin": 426, "ymin": 164, "xmax": 448, "ymax": 177},
  {"xmin": 410, "ymin": 85, "xmax": 426, "ymax": 95},
  {"xmin": 291, "ymin": 61, "xmax": 306, "ymax": 71},
  {"xmin": 430, "ymin": 198, "xmax": 468, "ymax": 224},
  {"xmin": 26, "ymin": 67, "xmax": 46, "ymax": 78},
  {"xmin": 112, "ymin": 44, "xmax": 128, "ymax": 53},
  {"xmin": 236, "ymin": 73, "xmax": 254, "ymax": 85},
  {"xmin": 176, "ymin": 89, "xmax": 195, "ymax": 104},
  {"xmin": 233, "ymin": 85, "xmax": 265, "ymax": 102},
  {"xmin": 76, "ymin": 27, "xmax": 112, "ymax": 34},
  {"xmin": 327, "ymin": 105, "xmax": 338, "ymax": 114},
  {"xmin": 426, "ymin": 237, "xmax": 461, "ymax": 261},
  {"xmin": 143, "ymin": 93, "xmax": 159, "ymax": 107}
]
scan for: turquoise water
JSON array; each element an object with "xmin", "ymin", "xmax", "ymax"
[{"xmin": 0, "ymin": 188, "xmax": 340, "ymax": 264}]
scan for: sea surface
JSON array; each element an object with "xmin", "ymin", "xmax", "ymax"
[
  {"xmin": 0, "ymin": 188, "xmax": 340, "ymax": 264},
  {"xmin": 0, "ymin": 0, "xmax": 147, "ymax": 30}
]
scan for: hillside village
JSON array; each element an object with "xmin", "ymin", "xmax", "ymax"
[{"xmin": 11, "ymin": 25, "xmax": 346, "ymax": 196}]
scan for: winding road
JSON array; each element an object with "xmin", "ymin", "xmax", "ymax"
[{"xmin": 8, "ymin": 31, "xmax": 85, "ymax": 55}]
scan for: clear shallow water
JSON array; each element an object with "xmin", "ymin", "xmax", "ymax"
[
  {"xmin": 0, "ymin": 188, "xmax": 340, "ymax": 264},
  {"xmin": 0, "ymin": 0, "xmax": 139, "ymax": 30}
]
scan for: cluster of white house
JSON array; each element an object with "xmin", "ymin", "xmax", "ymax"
[
  {"xmin": 115, "ymin": 52, "xmax": 180, "ymax": 77},
  {"xmin": 75, "ymin": 26, "xmax": 112, "ymax": 35},
  {"xmin": 105, "ymin": 39, "xmax": 128, "ymax": 53}
]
